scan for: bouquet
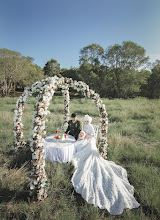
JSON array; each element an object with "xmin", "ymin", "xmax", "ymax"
[{"xmin": 79, "ymin": 131, "xmax": 86, "ymax": 140}]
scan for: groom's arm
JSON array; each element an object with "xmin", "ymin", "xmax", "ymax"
[
  {"xmin": 77, "ymin": 121, "xmax": 81, "ymax": 130},
  {"xmin": 75, "ymin": 121, "xmax": 81, "ymax": 137}
]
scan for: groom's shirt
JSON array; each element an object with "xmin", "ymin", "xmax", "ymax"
[{"xmin": 65, "ymin": 120, "xmax": 81, "ymax": 140}]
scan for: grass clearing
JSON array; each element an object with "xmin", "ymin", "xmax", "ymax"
[{"xmin": 0, "ymin": 96, "xmax": 160, "ymax": 219}]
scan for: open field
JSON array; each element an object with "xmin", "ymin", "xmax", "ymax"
[{"xmin": 0, "ymin": 96, "xmax": 160, "ymax": 220}]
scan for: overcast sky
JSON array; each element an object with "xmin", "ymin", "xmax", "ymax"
[{"xmin": 0, "ymin": 0, "xmax": 160, "ymax": 68}]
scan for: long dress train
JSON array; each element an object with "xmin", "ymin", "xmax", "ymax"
[{"xmin": 71, "ymin": 138, "xmax": 140, "ymax": 215}]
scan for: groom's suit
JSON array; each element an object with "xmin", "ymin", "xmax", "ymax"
[{"xmin": 65, "ymin": 120, "xmax": 81, "ymax": 140}]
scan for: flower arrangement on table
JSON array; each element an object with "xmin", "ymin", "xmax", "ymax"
[{"xmin": 54, "ymin": 122, "xmax": 68, "ymax": 141}]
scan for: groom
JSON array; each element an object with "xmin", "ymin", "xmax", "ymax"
[{"xmin": 65, "ymin": 113, "xmax": 81, "ymax": 140}]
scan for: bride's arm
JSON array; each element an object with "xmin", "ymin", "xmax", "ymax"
[
  {"xmin": 85, "ymin": 132, "xmax": 88, "ymax": 137},
  {"xmin": 86, "ymin": 124, "xmax": 95, "ymax": 138},
  {"xmin": 84, "ymin": 129, "xmax": 89, "ymax": 138}
]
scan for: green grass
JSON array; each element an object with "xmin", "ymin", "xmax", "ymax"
[{"xmin": 0, "ymin": 96, "xmax": 160, "ymax": 220}]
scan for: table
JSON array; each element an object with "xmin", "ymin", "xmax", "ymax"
[{"xmin": 43, "ymin": 134, "xmax": 76, "ymax": 163}]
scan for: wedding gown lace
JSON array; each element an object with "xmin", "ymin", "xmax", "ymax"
[{"xmin": 72, "ymin": 136, "xmax": 140, "ymax": 215}]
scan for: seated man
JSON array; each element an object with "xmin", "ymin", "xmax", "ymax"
[{"xmin": 65, "ymin": 113, "xmax": 81, "ymax": 140}]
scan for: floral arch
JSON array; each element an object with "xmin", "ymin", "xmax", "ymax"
[{"xmin": 13, "ymin": 76, "xmax": 108, "ymax": 201}]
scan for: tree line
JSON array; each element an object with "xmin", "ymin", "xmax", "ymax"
[
  {"xmin": 0, "ymin": 49, "xmax": 43, "ymax": 96},
  {"xmin": 0, "ymin": 41, "xmax": 160, "ymax": 98}
]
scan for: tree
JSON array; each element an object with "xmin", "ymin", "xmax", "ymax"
[
  {"xmin": 104, "ymin": 41, "xmax": 149, "ymax": 70},
  {"xmin": 141, "ymin": 60, "xmax": 160, "ymax": 98},
  {"xmin": 79, "ymin": 43, "xmax": 104, "ymax": 66},
  {"xmin": 0, "ymin": 49, "xmax": 26, "ymax": 96},
  {"xmin": 103, "ymin": 41, "xmax": 150, "ymax": 98},
  {"xmin": 0, "ymin": 48, "xmax": 44, "ymax": 96},
  {"xmin": 20, "ymin": 63, "xmax": 44, "ymax": 87},
  {"xmin": 149, "ymin": 60, "xmax": 160, "ymax": 98},
  {"xmin": 26, "ymin": 56, "xmax": 35, "ymax": 63},
  {"xmin": 60, "ymin": 67, "xmax": 81, "ymax": 81},
  {"xmin": 43, "ymin": 59, "xmax": 61, "ymax": 77},
  {"xmin": 78, "ymin": 44, "xmax": 106, "ymax": 95}
]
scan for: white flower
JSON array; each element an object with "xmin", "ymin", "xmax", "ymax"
[
  {"xmin": 50, "ymin": 89, "xmax": 55, "ymax": 95},
  {"xmin": 37, "ymin": 190, "xmax": 44, "ymax": 199},
  {"xmin": 33, "ymin": 179, "xmax": 38, "ymax": 185},
  {"xmin": 41, "ymin": 182, "xmax": 46, "ymax": 188},
  {"xmin": 31, "ymin": 147, "xmax": 34, "ymax": 152},
  {"xmin": 42, "ymin": 95, "xmax": 48, "ymax": 103},
  {"xmin": 32, "ymin": 150, "xmax": 39, "ymax": 159},
  {"xmin": 40, "ymin": 163, "xmax": 45, "ymax": 169},
  {"xmin": 30, "ymin": 183, "xmax": 35, "ymax": 190},
  {"xmin": 35, "ymin": 116, "xmax": 41, "ymax": 123},
  {"xmin": 39, "ymin": 153, "xmax": 45, "ymax": 161},
  {"xmin": 17, "ymin": 108, "xmax": 23, "ymax": 113},
  {"xmin": 44, "ymin": 110, "xmax": 50, "ymax": 115},
  {"xmin": 23, "ymin": 88, "xmax": 29, "ymax": 96},
  {"xmin": 36, "ymin": 134, "xmax": 41, "ymax": 140},
  {"xmin": 19, "ymin": 133, "xmax": 23, "ymax": 138},
  {"xmin": 38, "ymin": 108, "xmax": 45, "ymax": 116},
  {"xmin": 19, "ymin": 96, "xmax": 23, "ymax": 102},
  {"xmin": 37, "ymin": 142, "xmax": 44, "ymax": 147},
  {"xmin": 32, "ymin": 132, "xmax": 37, "ymax": 140},
  {"xmin": 32, "ymin": 126, "xmax": 39, "ymax": 132},
  {"xmin": 39, "ymin": 124, "xmax": 45, "ymax": 131},
  {"xmin": 41, "ymin": 138, "xmax": 45, "ymax": 143}
]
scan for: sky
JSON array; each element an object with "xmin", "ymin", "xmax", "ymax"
[{"xmin": 0, "ymin": 0, "xmax": 160, "ymax": 69}]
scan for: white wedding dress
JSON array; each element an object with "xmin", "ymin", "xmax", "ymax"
[{"xmin": 71, "ymin": 124, "xmax": 140, "ymax": 215}]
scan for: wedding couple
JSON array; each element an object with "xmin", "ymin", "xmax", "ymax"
[
  {"xmin": 64, "ymin": 113, "xmax": 140, "ymax": 215},
  {"xmin": 65, "ymin": 113, "xmax": 95, "ymax": 140}
]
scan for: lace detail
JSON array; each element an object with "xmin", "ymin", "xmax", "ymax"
[{"xmin": 71, "ymin": 139, "xmax": 140, "ymax": 215}]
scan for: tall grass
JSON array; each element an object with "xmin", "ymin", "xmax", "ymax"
[{"xmin": 0, "ymin": 96, "xmax": 160, "ymax": 219}]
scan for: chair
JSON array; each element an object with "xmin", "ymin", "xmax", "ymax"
[{"xmin": 92, "ymin": 124, "xmax": 99, "ymax": 142}]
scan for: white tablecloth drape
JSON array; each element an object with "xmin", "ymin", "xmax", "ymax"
[{"xmin": 43, "ymin": 134, "xmax": 76, "ymax": 163}]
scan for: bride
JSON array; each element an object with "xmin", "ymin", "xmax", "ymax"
[{"xmin": 71, "ymin": 114, "xmax": 140, "ymax": 215}]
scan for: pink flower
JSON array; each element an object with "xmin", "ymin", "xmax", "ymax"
[{"xmin": 79, "ymin": 131, "xmax": 85, "ymax": 139}]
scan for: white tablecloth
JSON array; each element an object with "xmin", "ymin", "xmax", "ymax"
[{"xmin": 43, "ymin": 134, "xmax": 76, "ymax": 163}]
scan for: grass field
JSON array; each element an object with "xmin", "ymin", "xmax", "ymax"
[{"xmin": 0, "ymin": 96, "xmax": 160, "ymax": 220}]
